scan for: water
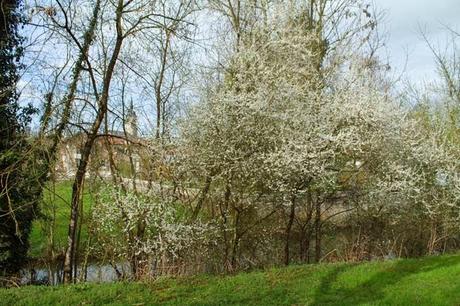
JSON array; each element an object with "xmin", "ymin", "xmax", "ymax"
[{"xmin": 20, "ymin": 262, "xmax": 131, "ymax": 285}]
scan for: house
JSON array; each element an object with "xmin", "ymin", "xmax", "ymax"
[{"xmin": 55, "ymin": 102, "xmax": 144, "ymax": 179}]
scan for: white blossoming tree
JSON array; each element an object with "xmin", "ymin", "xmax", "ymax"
[{"xmin": 179, "ymin": 6, "xmax": 460, "ymax": 267}]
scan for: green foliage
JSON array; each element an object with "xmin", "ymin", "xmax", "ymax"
[
  {"xmin": 0, "ymin": 0, "xmax": 42, "ymax": 277},
  {"xmin": 1, "ymin": 253, "xmax": 460, "ymax": 305},
  {"xmin": 0, "ymin": 0, "xmax": 23, "ymax": 112}
]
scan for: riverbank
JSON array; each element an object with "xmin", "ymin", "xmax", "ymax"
[{"xmin": 2, "ymin": 253, "xmax": 460, "ymax": 305}]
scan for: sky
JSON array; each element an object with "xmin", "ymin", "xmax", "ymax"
[
  {"xmin": 19, "ymin": 0, "xmax": 460, "ymax": 126},
  {"xmin": 379, "ymin": 0, "xmax": 460, "ymax": 85}
]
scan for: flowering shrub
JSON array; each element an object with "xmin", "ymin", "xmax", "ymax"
[{"xmin": 90, "ymin": 185, "xmax": 212, "ymax": 276}]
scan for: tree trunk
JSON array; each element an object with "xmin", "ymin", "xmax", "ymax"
[
  {"xmin": 314, "ymin": 200, "xmax": 322, "ymax": 262},
  {"xmin": 191, "ymin": 175, "xmax": 212, "ymax": 220},
  {"xmin": 300, "ymin": 189, "xmax": 313, "ymax": 263},
  {"xmin": 284, "ymin": 196, "xmax": 296, "ymax": 266},
  {"xmin": 219, "ymin": 184, "xmax": 231, "ymax": 271},
  {"xmin": 300, "ymin": 226, "xmax": 312, "ymax": 263},
  {"xmin": 63, "ymin": 0, "xmax": 125, "ymax": 283},
  {"xmin": 63, "ymin": 134, "xmax": 99, "ymax": 283},
  {"xmin": 230, "ymin": 208, "xmax": 240, "ymax": 271},
  {"xmin": 73, "ymin": 185, "xmax": 84, "ymax": 280},
  {"xmin": 155, "ymin": 30, "xmax": 171, "ymax": 139},
  {"xmin": 35, "ymin": 0, "xmax": 101, "ymax": 202}
]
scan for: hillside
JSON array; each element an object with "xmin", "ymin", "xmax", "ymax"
[
  {"xmin": 2, "ymin": 254, "xmax": 460, "ymax": 305},
  {"xmin": 29, "ymin": 181, "xmax": 93, "ymax": 259}
]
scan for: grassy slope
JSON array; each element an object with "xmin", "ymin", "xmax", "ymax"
[
  {"xmin": 29, "ymin": 181, "xmax": 93, "ymax": 258},
  {"xmin": 2, "ymin": 253, "xmax": 460, "ymax": 305}
]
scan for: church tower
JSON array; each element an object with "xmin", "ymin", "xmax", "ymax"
[{"xmin": 125, "ymin": 99, "xmax": 138, "ymax": 138}]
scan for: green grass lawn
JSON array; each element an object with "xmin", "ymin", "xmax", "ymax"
[
  {"xmin": 29, "ymin": 181, "xmax": 94, "ymax": 259},
  {"xmin": 3, "ymin": 253, "xmax": 460, "ymax": 305}
]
